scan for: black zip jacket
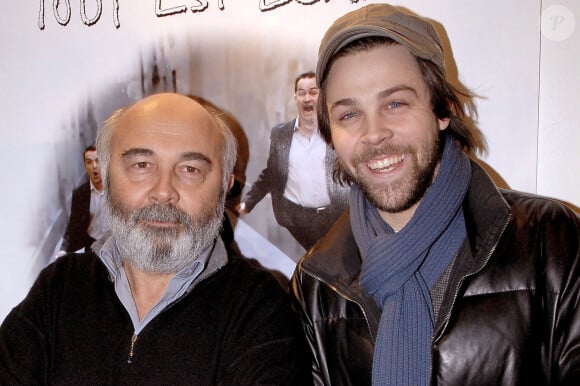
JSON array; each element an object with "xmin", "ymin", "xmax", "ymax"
[
  {"xmin": 291, "ymin": 161, "xmax": 580, "ymax": 385},
  {"xmin": 1, "ymin": 251, "xmax": 313, "ymax": 385}
]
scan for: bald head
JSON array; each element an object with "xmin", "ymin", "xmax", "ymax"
[
  {"xmin": 97, "ymin": 93, "xmax": 237, "ymax": 195},
  {"xmin": 121, "ymin": 93, "xmax": 216, "ymax": 133}
]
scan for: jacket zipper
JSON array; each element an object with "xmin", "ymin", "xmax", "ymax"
[
  {"xmin": 121, "ymin": 261, "xmax": 227, "ymax": 366},
  {"xmin": 429, "ymin": 213, "xmax": 511, "ymax": 382},
  {"xmin": 303, "ymin": 212, "xmax": 508, "ymax": 350},
  {"xmin": 122, "ymin": 248, "xmax": 227, "ymax": 365},
  {"xmin": 434, "ymin": 213, "xmax": 511, "ymax": 340},
  {"xmin": 303, "ymin": 270, "xmax": 375, "ymax": 344},
  {"xmin": 127, "ymin": 333, "xmax": 138, "ymax": 363},
  {"xmin": 299, "ymin": 205, "xmax": 512, "ymax": 384}
]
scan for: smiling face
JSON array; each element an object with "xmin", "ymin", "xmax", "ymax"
[
  {"xmin": 325, "ymin": 44, "xmax": 449, "ymax": 228},
  {"xmin": 294, "ymin": 76, "xmax": 320, "ymax": 124},
  {"xmin": 105, "ymin": 93, "xmax": 227, "ymax": 273}
]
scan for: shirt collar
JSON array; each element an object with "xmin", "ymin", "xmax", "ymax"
[
  {"xmin": 89, "ymin": 180, "xmax": 103, "ymax": 194},
  {"xmin": 97, "ymin": 234, "xmax": 227, "ymax": 334},
  {"xmin": 97, "ymin": 234, "xmax": 215, "ymax": 283},
  {"xmin": 294, "ymin": 116, "xmax": 321, "ymax": 135}
]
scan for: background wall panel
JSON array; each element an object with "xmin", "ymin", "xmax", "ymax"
[{"xmin": 0, "ymin": 0, "xmax": 577, "ymax": 321}]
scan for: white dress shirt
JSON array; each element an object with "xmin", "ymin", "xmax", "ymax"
[
  {"xmin": 87, "ymin": 181, "xmax": 109, "ymax": 241},
  {"xmin": 283, "ymin": 118, "xmax": 331, "ymax": 208}
]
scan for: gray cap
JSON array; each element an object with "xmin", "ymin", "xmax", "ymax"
[{"xmin": 316, "ymin": 3, "xmax": 445, "ymax": 86}]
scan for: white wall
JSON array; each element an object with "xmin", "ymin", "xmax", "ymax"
[
  {"xmin": 0, "ymin": 0, "xmax": 577, "ymax": 321},
  {"xmin": 538, "ymin": 0, "xmax": 579, "ymax": 205}
]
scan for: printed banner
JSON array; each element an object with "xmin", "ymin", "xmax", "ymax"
[{"xmin": 1, "ymin": 0, "xmax": 578, "ymax": 321}]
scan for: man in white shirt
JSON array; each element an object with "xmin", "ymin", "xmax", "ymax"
[
  {"xmin": 237, "ymin": 72, "xmax": 349, "ymax": 250},
  {"xmin": 58, "ymin": 145, "xmax": 109, "ymax": 256}
]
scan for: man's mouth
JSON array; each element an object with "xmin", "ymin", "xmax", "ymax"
[
  {"xmin": 367, "ymin": 154, "xmax": 405, "ymax": 172},
  {"xmin": 131, "ymin": 204, "xmax": 191, "ymax": 231},
  {"xmin": 145, "ymin": 220, "xmax": 178, "ymax": 228},
  {"xmin": 138, "ymin": 219, "xmax": 182, "ymax": 233},
  {"xmin": 303, "ymin": 105, "xmax": 314, "ymax": 112}
]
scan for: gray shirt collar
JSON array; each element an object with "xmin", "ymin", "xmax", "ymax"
[{"xmin": 98, "ymin": 235, "xmax": 228, "ymax": 335}]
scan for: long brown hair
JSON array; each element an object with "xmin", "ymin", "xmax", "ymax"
[{"xmin": 317, "ymin": 36, "xmax": 484, "ymax": 184}]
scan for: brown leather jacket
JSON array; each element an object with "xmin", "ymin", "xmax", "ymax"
[{"xmin": 291, "ymin": 161, "xmax": 580, "ymax": 386}]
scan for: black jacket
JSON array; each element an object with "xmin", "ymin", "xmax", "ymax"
[
  {"xmin": 1, "ymin": 249, "xmax": 313, "ymax": 385},
  {"xmin": 291, "ymin": 161, "xmax": 580, "ymax": 385},
  {"xmin": 61, "ymin": 181, "xmax": 94, "ymax": 252}
]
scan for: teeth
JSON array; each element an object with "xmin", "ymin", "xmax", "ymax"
[{"xmin": 368, "ymin": 154, "xmax": 404, "ymax": 171}]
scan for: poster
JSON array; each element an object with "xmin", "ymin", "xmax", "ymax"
[{"xmin": 0, "ymin": 0, "xmax": 578, "ymax": 321}]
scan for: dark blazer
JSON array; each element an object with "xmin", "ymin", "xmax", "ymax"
[
  {"xmin": 61, "ymin": 181, "xmax": 94, "ymax": 253},
  {"xmin": 244, "ymin": 120, "xmax": 349, "ymax": 228}
]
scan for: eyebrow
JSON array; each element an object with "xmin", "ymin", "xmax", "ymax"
[
  {"xmin": 121, "ymin": 148, "xmax": 212, "ymax": 164},
  {"xmin": 121, "ymin": 148, "xmax": 153, "ymax": 159},
  {"xmin": 179, "ymin": 151, "xmax": 212, "ymax": 165},
  {"xmin": 377, "ymin": 85, "xmax": 417, "ymax": 99},
  {"xmin": 330, "ymin": 85, "xmax": 418, "ymax": 109}
]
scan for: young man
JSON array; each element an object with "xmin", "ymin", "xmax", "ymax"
[
  {"xmin": 1, "ymin": 93, "xmax": 312, "ymax": 384},
  {"xmin": 57, "ymin": 145, "xmax": 108, "ymax": 256},
  {"xmin": 291, "ymin": 4, "xmax": 580, "ymax": 385},
  {"xmin": 238, "ymin": 72, "xmax": 349, "ymax": 251}
]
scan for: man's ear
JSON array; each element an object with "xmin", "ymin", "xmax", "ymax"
[
  {"xmin": 438, "ymin": 117, "xmax": 450, "ymax": 131},
  {"xmin": 227, "ymin": 174, "xmax": 235, "ymax": 190}
]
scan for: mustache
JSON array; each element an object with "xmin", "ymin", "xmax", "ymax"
[
  {"xmin": 131, "ymin": 204, "xmax": 193, "ymax": 226},
  {"xmin": 351, "ymin": 144, "xmax": 411, "ymax": 164}
]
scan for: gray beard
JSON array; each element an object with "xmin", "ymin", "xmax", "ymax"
[{"xmin": 105, "ymin": 191, "xmax": 224, "ymax": 274}]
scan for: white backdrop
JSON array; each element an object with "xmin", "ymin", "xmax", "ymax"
[{"xmin": 0, "ymin": 0, "xmax": 578, "ymax": 321}]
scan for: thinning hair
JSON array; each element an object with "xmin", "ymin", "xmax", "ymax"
[
  {"xmin": 199, "ymin": 102, "xmax": 238, "ymax": 191},
  {"xmin": 95, "ymin": 108, "xmax": 123, "ymax": 188},
  {"xmin": 95, "ymin": 96, "xmax": 238, "ymax": 193}
]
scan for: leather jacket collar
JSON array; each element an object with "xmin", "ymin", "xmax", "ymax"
[{"xmin": 299, "ymin": 160, "xmax": 512, "ymax": 340}]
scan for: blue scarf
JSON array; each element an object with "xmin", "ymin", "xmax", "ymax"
[{"xmin": 350, "ymin": 135, "xmax": 471, "ymax": 386}]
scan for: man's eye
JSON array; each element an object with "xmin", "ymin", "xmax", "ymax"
[
  {"xmin": 388, "ymin": 101, "xmax": 405, "ymax": 109},
  {"xmin": 341, "ymin": 111, "xmax": 357, "ymax": 121},
  {"xmin": 183, "ymin": 166, "xmax": 199, "ymax": 174},
  {"xmin": 135, "ymin": 162, "xmax": 149, "ymax": 168}
]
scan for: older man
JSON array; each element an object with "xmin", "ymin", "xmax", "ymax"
[
  {"xmin": 291, "ymin": 4, "xmax": 580, "ymax": 386},
  {"xmin": 0, "ymin": 93, "xmax": 312, "ymax": 384}
]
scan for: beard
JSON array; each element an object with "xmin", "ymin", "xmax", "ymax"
[
  {"xmin": 343, "ymin": 133, "xmax": 441, "ymax": 213},
  {"xmin": 105, "ymin": 189, "xmax": 224, "ymax": 274}
]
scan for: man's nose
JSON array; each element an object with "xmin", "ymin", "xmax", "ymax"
[
  {"xmin": 149, "ymin": 173, "xmax": 179, "ymax": 204},
  {"xmin": 360, "ymin": 114, "xmax": 394, "ymax": 145}
]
